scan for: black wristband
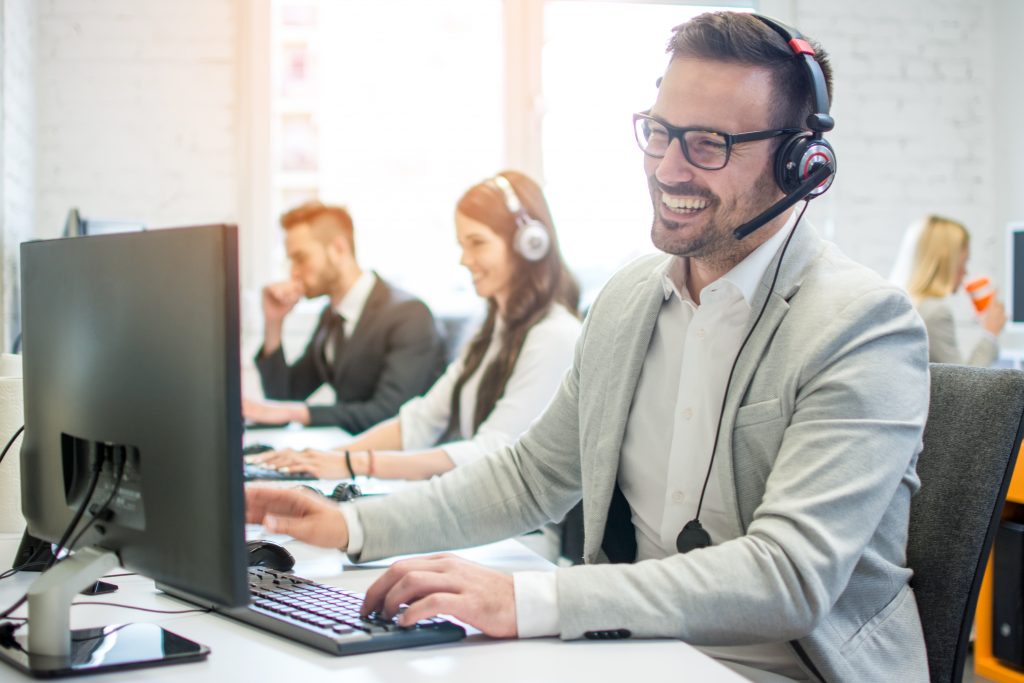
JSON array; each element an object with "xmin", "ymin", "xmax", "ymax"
[{"xmin": 344, "ymin": 449, "xmax": 355, "ymax": 480}]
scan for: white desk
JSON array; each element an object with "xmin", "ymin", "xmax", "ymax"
[
  {"xmin": 0, "ymin": 533, "xmax": 746, "ymax": 682},
  {"xmin": 244, "ymin": 424, "xmax": 350, "ymax": 451}
]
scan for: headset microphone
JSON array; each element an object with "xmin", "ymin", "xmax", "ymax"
[{"xmin": 732, "ymin": 161, "xmax": 834, "ymax": 241}]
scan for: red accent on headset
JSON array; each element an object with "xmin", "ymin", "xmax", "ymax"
[{"xmin": 788, "ymin": 38, "xmax": 815, "ymax": 56}]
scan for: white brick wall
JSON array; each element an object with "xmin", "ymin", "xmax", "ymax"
[
  {"xmin": 1, "ymin": 0, "xmax": 37, "ymax": 351},
  {"xmin": 35, "ymin": 0, "xmax": 239, "ymax": 241},
  {"xmin": 792, "ymin": 0, "xmax": 997, "ymax": 280},
  {"xmin": 1, "ymin": 0, "xmax": 1018, "ymax": 354}
]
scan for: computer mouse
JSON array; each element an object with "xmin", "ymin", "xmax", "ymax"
[{"xmin": 246, "ymin": 540, "xmax": 296, "ymax": 572}]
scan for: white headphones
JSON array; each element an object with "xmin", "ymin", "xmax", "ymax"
[{"xmin": 491, "ymin": 174, "xmax": 551, "ymax": 262}]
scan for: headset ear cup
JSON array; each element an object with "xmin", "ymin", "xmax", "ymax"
[
  {"xmin": 774, "ymin": 133, "xmax": 837, "ymax": 197},
  {"xmin": 774, "ymin": 132, "xmax": 810, "ymax": 194},
  {"xmin": 515, "ymin": 220, "xmax": 551, "ymax": 262}
]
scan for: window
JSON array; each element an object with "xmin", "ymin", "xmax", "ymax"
[
  {"xmin": 267, "ymin": 1, "xmax": 752, "ymax": 314},
  {"xmin": 539, "ymin": 2, "xmax": 750, "ymax": 305},
  {"xmin": 270, "ymin": 0, "xmax": 503, "ymax": 319}
]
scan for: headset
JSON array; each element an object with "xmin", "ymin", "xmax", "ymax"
[
  {"xmin": 731, "ymin": 15, "xmax": 837, "ymax": 241},
  {"xmin": 491, "ymin": 174, "xmax": 551, "ymax": 262}
]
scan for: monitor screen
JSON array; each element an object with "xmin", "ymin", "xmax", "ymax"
[
  {"xmin": 19, "ymin": 225, "xmax": 248, "ymax": 608},
  {"xmin": 1008, "ymin": 224, "xmax": 1024, "ymax": 329}
]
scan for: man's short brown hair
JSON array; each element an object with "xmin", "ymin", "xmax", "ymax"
[
  {"xmin": 668, "ymin": 12, "xmax": 833, "ymax": 131},
  {"xmin": 280, "ymin": 200, "xmax": 355, "ymax": 255}
]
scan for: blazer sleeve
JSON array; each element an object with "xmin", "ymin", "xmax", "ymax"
[
  {"xmin": 919, "ymin": 298, "xmax": 963, "ymax": 363},
  {"xmin": 254, "ymin": 315, "xmax": 327, "ymax": 401},
  {"xmin": 920, "ymin": 297, "xmax": 998, "ymax": 367},
  {"xmin": 307, "ymin": 300, "xmax": 444, "ymax": 431}
]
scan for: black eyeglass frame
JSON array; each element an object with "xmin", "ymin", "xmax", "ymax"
[{"xmin": 632, "ymin": 112, "xmax": 801, "ymax": 170}]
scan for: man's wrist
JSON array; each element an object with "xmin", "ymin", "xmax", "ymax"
[
  {"xmin": 295, "ymin": 403, "xmax": 311, "ymax": 425},
  {"xmin": 339, "ymin": 504, "xmax": 363, "ymax": 555}
]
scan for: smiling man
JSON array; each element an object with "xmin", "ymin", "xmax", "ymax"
[{"xmin": 246, "ymin": 13, "xmax": 930, "ymax": 682}]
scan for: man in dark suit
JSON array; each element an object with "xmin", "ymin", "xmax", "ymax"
[{"xmin": 243, "ymin": 201, "xmax": 446, "ymax": 433}]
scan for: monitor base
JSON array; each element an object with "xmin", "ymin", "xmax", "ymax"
[{"xmin": 0, "ymin": 622, "xmax": 209, "ymax": 678}]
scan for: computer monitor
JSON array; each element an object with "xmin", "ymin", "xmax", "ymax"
[
  {"xmin": 2, "ymin": 225, "xmax": 247, "ymax": 677},
  {"xmin": 1007, "ymin": 223, "xmax": 1024, "ymax": 331},
  {"xmin": 62, "ymin": 207, "xmax": 146, "ymax": 237}
]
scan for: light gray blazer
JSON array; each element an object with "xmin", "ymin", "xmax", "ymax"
[
  {"xmin": 352, "ymin": 224, "xmax": 931, "ymax": 682},
  {"xmin": 917, "ymin": 295, "xmax": 998, "ymax": 367}
]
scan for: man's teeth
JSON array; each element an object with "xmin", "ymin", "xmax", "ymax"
[{"xmin": 662, "ymin": 195, "xmax": 709, "ymax": 211}]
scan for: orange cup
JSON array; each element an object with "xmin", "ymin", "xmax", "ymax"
[{"xmin": 964, "ymin": 276, "xmax": 995, "ymax": 313}]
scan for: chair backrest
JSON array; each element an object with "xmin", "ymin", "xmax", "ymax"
[{"xmin": 908, "ymin": 363, "xmax": 1024, "ymax": 683}]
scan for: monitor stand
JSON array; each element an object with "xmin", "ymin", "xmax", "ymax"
[{"xmin": 0, "ymin": 546, "xmax": 209, "ymax": 677}]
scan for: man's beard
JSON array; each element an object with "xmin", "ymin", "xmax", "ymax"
[
  {"xmin": 308, "ymin": 263, "xmax": 342, "ymax": 299},
  {"xmin": 648, "ymin": 168, "xmax": 780, "ymax": 262}
]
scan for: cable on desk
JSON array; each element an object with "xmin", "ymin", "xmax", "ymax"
[
  {"xmin": 0, "ymin": 425, "xmax": 24, "ymax": 467},
  {"xmin": 71, "ymin": 601, "xmax": 212, "ymax": 616}
]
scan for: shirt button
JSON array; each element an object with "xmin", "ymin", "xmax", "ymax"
[
  {"xmin": 696, "ymin": 328, "xmax": 706, "ymax": 339},
  {"xmin": 682, "ymin": 407, "xmax": 693, "ymax": 420},
  {"xmin": 672, "ymin": 491, "xmax": 685, "ymax": 504}
]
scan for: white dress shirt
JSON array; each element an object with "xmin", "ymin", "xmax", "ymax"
[
  {"xmin": 398, "ymin": 303, "xmax": 581, "ymax": 466},
  {"xmin": 515, "ymin": 213, "xmax": 809, "ymax": 682}
]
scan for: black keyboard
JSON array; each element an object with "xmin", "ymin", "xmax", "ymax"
[
  {"xmin": 243, "ymin": 463, "xmax": 316, "ymax": 481},
  {"xmin": 224, "ymin": 567, "xmax": 466, "ymax": 655}
]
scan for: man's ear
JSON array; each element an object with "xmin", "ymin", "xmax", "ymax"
[{"xmin": 326, "ymin": 234, "xmax": 350, "ymax": 261}]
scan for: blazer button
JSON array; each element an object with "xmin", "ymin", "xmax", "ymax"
[{"xmin": 584, "ymin": 629, "xmax": 632, "ymax": 640}]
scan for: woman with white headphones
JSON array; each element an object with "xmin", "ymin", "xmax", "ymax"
[{"xmin": 252, "ymin": 171, "xmax": 581, "ymax": 480}]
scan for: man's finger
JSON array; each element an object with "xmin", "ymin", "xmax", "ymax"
[
  {"xmin": 381, "ymin": 570, "xmax": 465, "ymax": 618},
  {"xmin": 395, "ymin": 592, "xmax": 462, "ymax": 628},
  {"xmin": 245, "ymin": 486, "xmax": 317, "ymax": 522},
  {"xmin": 361, "ymin": 558, "xmax": 450, "ymax": 617}
]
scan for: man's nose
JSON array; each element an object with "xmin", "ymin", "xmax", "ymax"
[{"xmin": 653, "ymin": 137, "xmax": 698, "ymax": 187}]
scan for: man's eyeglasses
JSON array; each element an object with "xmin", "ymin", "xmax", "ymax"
[{"xmin": 632, "ymin": 112, "xmax": 799, "ymax": 171}]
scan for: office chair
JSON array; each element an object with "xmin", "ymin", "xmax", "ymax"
[{"xmin": 907, "ymin": 363, "xmax": 1024, "ymax": 683}]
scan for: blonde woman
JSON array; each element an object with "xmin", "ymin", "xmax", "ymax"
[{"xmin": 903, "ymin": 215, "xmax": 1006, "ymax": 366}]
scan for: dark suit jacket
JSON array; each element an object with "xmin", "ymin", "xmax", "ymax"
[{"xmin": 255, "ymin": 275, "xmax": 446, "ymax": 432}]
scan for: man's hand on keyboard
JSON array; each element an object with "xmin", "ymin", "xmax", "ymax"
[
  {"xmin": 243, "ymin": 398, "xmax": 311, "ymax": 426},
  {"xmin": 245, "ymin": 485, "xmax": 349, "ymax": 549},
  {"xmin": 360, "ymin": 553, "xmax": 517, "ymax": 638}
]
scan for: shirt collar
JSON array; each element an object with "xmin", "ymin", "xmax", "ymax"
[
  {"xmin": 659, "ymin": 209, "xmax": 798, "ymax": 306},
  {"xmin": 335, "ymin": 270, "xmax": 376, "ymax": 323}
]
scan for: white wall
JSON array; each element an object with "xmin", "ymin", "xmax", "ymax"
[
  {"xmin": 0, "ymin": 0, "xmax": 37, "ymax": 350},
  {"xmin": 785, "ymin": 0, "xmax": 997, "ymax": 281},
  {"xmin": 2, "ymin": 0, "xmax": 1018, "ymax": 352},
  {"xmin": 993, "ymin": 0, "xmax": 1024, "ymax": 289},
  {"xmin": 35, "ymin": 0, "xmax": 240, "ymax": 239}
]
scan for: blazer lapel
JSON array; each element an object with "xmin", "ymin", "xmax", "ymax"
[
  {"xmin": 330, "ymin": 276, "xmax": 388, "ymax": 383},
  {"xmin": 584, "ymin": 263, "xmax": 668, "ymax": 563},
  {"xmin": 712, "ymin": 224, "xmax": 824, "ymax": 537}
]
